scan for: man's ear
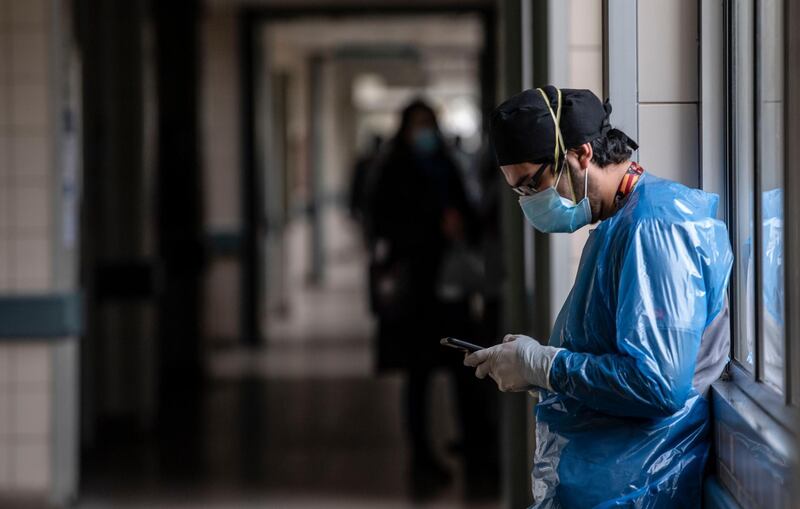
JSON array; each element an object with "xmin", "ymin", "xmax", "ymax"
[{"xmin": 577, "ymin": 142, "xmax": 593, "ymax": 169}]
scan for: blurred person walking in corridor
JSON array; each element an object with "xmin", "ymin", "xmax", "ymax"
[{"xmin": 365, "ymin": 100, "xmax": 494, "ymax": 500}]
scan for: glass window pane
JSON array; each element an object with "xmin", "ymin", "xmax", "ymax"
[
  {"xmin": 757, "ymin": 0, "xmax": 785, "ymax": 392},
  {"xmin": 732, "ymin": 0, "xmax": 756, "ymax": 371}
]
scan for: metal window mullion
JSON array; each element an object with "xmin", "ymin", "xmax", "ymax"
[
  {"xmin": 753, "ymin": 0, "xmax": 764, "ymax": 384},
  {"xmin": 722, "ymin": 0, "xmax": 740, "ymax": 359},
  {"xmin": 725, "ymin": 0, "xmax": 744, "ymax": 369},
  {"xmin": 783, "ymin": 0, "xmax": 799, "ymax": 406}
]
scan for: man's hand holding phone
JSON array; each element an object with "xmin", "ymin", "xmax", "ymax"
[{"xmin": 462, "ymin": 334, "xmax": 564, "ymax": 392}]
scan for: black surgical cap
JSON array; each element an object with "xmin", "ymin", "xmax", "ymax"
[{"xmin": 490, "ymin": 86, "xmax": 638, "ymax": 166}]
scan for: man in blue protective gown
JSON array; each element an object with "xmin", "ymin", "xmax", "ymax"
[{"xmin": 465, "ymin": 86, "xmax": 733, "ymax": 508}]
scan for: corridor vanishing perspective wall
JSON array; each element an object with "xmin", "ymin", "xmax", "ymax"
[{"xmin": 0, "ymin": 0, "xmax": 80, "ymax": 505}]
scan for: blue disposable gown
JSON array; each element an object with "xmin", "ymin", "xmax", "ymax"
[{"xmin": 533, "ymin": 173, "xmax": 733, "ymax": 508}]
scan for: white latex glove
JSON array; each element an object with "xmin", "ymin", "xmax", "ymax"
[{"xmin": 464, "ymin": 334, "xmax": 564, "ymax": 392}]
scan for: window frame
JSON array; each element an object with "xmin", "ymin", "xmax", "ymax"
[
  {"xmin": 723, "ymin": 0, "xmax": 796, "ymax": 426},
  {"xmin": 786, "ymin": 0, "xmax": 800, "ymax": 409},
  {"xmin": 725, "ymin": 0, "xmax": 756, "ymax": 375}
]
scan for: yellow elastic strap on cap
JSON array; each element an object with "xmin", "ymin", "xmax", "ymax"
[
  {"xmin": 536, "ymin": 87, "xmax": 573, "ymax": 200},
  {"xmin": 536, "ymin": 87, "xmax": 566, "ymax": 165}
]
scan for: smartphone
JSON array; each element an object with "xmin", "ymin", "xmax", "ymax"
[{"xmin": 440, "ymin": 337, "xmax": 484, "ymax": 353}]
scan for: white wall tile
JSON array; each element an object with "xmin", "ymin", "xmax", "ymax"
[
  {"xmin": 0, "ymin": 32, "xmax": 10, "ymax": 70},
  {"xmin": 12, "ymin": 185, "xmax": 49, "ymax": 233},
  {"xmin": 12, "ymin": 390, "xmax": 49, "ymax": 436},
  {"xmin": 10, "ymin": 0, "xmax": 47, "ymax": 28},
  {"xmin": 568, "ymin": 0, "xmax": 602, "ymax": 47},
  {"xmin": 0, "ymin": 391, "xmax": 10, "ymax": 437},
  {"xmin": 637, "ymin": 0, "xmax": 698, "ymax": 103},
  {"xmin": 12, "ymin": 441, "xmax": 50, "ymax": 491},
  {"xmin": 0, "ymin": 442, "xmax": 9, "ymax": 490},
  {"xmin": 0, "ymin": 0, "xmax": 9, "ymax": 28},
  {"xmin": 0, "ymin": 82, "xmax": 9, "ymax": 128},
  {"xmin": 638, "ymin": 103, "xmax": 699, "ymax": 187},
  {"xmin": 0, "ymin": 183, "xmax": 9, "ymax": 233},
  {"xmin": 11, "ymin": 83, "xmax": 49, "ymax": 128},
  {"xmin": 0, "ymin": 135, "xmax": 9, "ymax": 179},
  {"xmin": 13, "ymin": 277, "xmax": 50, "ymax": 293},
  {"xmin": 12, "ymin": 184, "xmax": 49, "ymax": 232},
  {"xmin": 11, "ymin": 31, "xmax": 48, "ymax": 80},
  {"xmin": 0, "ymin": 347, "xmax": 9, "ymax": 387},
  {"xmin": 569, "ymin": 48, "xmax": 603, "ymax": 97},
  {"xmin": 0, "ymin": 241, "xmax": 9, "ymax": 290},
  {"xmin": 11, "ymin": 133, "xmax": 50, "ymax": 180},
  {"xmin": 12, "ymin": 345, "xmax": 50, "ymax": 386},
  {"xmin": 12, "ymin": 238, "xmax": 51, "ymax": 290}
]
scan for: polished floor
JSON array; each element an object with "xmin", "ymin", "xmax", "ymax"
[{"xmin": 79, "ymin": 209, "xmax": 500, "ymax": 508}]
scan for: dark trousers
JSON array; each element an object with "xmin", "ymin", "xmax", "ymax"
[{"xmin": 404, "ymin": 300, "xmax": 499, "ymax": 487}]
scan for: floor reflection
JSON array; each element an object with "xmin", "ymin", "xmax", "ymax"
[{"xmin": 79, "ymin": 209, "xmax": 499, "ymax": 508}]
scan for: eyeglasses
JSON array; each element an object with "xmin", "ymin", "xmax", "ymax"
[{"xmin": 512, "ymin": 162, "xmax": 552, "ymax": 196}]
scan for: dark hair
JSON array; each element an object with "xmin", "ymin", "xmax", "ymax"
[
  {"xmin": 589, "ymin": 129, "xmax": 633, "ymax": 167},
  {"xmin": 536, "ymin": 129, "xmax": 632, "ymax": 174},
  {"xmin": 394, "ymin": 99, "xmax": 440, "ymax": 143}
]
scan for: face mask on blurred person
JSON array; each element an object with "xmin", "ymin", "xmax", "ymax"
[{"xmin": 412, "ymin": 128, "xmax": 439, "ymax": 156}]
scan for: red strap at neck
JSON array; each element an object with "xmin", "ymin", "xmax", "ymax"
[{"xmin": 615, "ymin": 162, "xmax": 644, "ymax": 204}]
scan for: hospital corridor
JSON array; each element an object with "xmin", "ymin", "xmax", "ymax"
[
  {"xmin": 78, "ymin": 209, "xmax": 494, "ymax": 507},
  {"xmin": 0, "ymin": 0, "xmax": 798, "ymax": 508}
]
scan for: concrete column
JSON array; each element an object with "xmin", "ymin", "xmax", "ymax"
[
  {"xmin": 497, "ymin": 2, "xmax": 533, "ymax": 507},
  {"xmin": 77, "ymin": 0, "xmax": 157, "ymax": 443},
  {"xmin": 153, "ymin": 0, "xmax": 204, "ymax": 420}
]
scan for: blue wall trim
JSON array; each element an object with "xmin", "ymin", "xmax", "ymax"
[
  {"xmin": 0, "ymin": 293, "xmax": 82, "ymax": 339},
  {"xmin": 206, "ymin": 231, "xmax": 242, "ymax": 257}
]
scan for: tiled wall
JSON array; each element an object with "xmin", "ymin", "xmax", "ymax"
[
  {"xmin": 636, "ymin": 0, "xmax": 700, "ymax": 187},
  {"xmin": 0, "ymin": 0, "xmax": 53, "ymax": 293},
  {"xmin": 0, "ymin": 0, "xmax": 75, "ymax": 503},
  {"xmin": 568, "ymin": 0, "xmax": 603, "ymax": 97},
  {"xmin": 0, "ymin": 343, "xmax": 51, "ymax": 492}
]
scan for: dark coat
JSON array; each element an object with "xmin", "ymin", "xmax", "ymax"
[{"xmin": 365, "ymin": 139, "xmax": 474, "ymax": 371}]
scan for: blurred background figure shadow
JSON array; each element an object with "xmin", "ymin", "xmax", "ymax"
[{"xmin": 365, "ymin": 100, "xmax": 499, "ymax": 501}]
